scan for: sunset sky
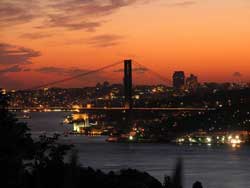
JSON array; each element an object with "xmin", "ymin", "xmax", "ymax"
[{"xmin": 1, "ymin": 0, "xmax": 250, "ymax": 89}]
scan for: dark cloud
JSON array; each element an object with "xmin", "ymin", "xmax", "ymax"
[
  {"xmin": 0, "ymin": 0, "xmax": 154, "ymax": 33},
  {"xmin": 0, "ymin": 1, "xmax": 39, "ymax": 27},
  {"xmin": 35, "ymin": 66, "xmax": 89, "ymax": 76},
  {"xmin": 20, "ymin": 33, "xmax": 53, "ymax": 40},
  {"xmin": 35, "ymin": 67, "xmax": 65, "ymax": 74},
  {"xmin": 39, "ymin": 0, "xmax": 144, "ymax": 31},
  {"xmin": 0, "ymin": 43, "xmax": 41, "ymax": 65},
  {"xmin": 35, "ymin": 66, "xmax": 107, "ymax": 82},
  {"xmin": 0, "ymin": 65, "xmax": 23, "ymax": 74},
  {"xmin": 233, "ymin": 72, "xmax": 242, "ymax": 77},
  {"xmin": 0, "ymin": 0, "xmax": 195, "ymax": 32},
  {"xmin": 86, "ymin": 34, "xmax": 123, "ymax": 47},
  {"xmin": 114, "ymin": 67, "xmax": 148, "ymax": 73},
  {"xmin": 0, "ymin": 0, "xmax": 144, "ymax": 31},
  {"xmin": 41, "ymin": 14, "xmax": 102, "ymax": 31},
  {"xmin": 51, "ymin": 0, "xmax": 138, "ymax": 17},
  {"xmin": 23, "ymin": 68, "xmax": 31, "ymax": 72}
]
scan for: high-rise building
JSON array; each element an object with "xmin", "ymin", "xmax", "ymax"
[
  {"xmin": 173, "ymin": 71, "xmax": 185, "ymax": 90},
  {"xmin": 186, "ymin": 74, "xmax": 199, "ymax": 92}
]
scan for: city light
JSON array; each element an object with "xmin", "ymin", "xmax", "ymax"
[
  {"xmin": 175, "ymin": 133, "xmax": 246, "ymax": 146},
  {"xmin": 206, "ymin": 137, "xmax": 212, "ymax": 143},
  {"xmin": 229, "ymin": 135, "xmax": 241, "ymax": 145}
]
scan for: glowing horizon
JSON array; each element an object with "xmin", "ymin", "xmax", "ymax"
[{"xmin": 1, "ymin": 0, "xmax": 250, "ymax": 89}]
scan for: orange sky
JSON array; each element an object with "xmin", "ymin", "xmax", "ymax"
[{"xmin": 1, "ymin": 0, "xmax": 250, "ymax": 89}]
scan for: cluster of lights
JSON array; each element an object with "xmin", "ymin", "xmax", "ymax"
[
  {"xmin": 178, "ymin": 138, "xmax": 185, "ymax": 143},
  {"xmin": 178, "ymin": 136, "xmax": 212, "ymax": 144},
  {"xmin": 228, "ymin": 135, "xmax": 241, "ymax": 145},
  {"xmin": 177, "ymin": 135, "xmax": 243, "ymax": 147},
  {"xmin": 128, "ymin": 127, "xmax": 145, "ymax": 141},
  {"xmin": 206, "ymin": 137, "xmax": 212, "ymax": 143}
]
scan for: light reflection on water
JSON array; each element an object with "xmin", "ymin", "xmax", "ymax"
[{"xmin": 24, "ymin": 112, "xmax": 250, "ymax": 188}]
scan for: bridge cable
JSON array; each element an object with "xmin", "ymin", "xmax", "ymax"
[
  {"xmin": 29, "ymin": 61, "xmax": 123, "ymax": 90},
  {"xmin": 133, "ymin": 61, "xmax": 172, "ymax": 85}
]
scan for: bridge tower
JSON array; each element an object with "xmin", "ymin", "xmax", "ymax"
[{"xmin": 124, "ymin": 59, "xmax": 133, "ymax": 109}]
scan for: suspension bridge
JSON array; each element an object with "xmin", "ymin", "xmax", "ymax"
[{"xmin": 10, "ymin": 59, "xmax": 215, "ymax": 112}]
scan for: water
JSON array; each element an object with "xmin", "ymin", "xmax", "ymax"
[{"xmin": 24, "ymin": 112, "xmax": 250, "ymax": 188}]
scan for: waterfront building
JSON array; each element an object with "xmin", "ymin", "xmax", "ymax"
[{"xmin": 72, "ymin": 113, "xmax": 90, "ymax": 133}]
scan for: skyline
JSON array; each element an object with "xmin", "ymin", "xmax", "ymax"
[{"xmin": 1, "ymin": 0, "xmax": 250, "ymax": 89}]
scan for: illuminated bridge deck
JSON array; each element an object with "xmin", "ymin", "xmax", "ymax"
[
  {"xmin": 79, "ymin": 107, "xmax": 216, "ymax": 111},
  {"xmin": 8, "ymin": 107, "xmax": 216, "ymax": 112}
]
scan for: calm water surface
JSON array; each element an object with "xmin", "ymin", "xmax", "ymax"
[{"xmin": 23, "ymin": 112, "xmax": 250, "ymax": 188}]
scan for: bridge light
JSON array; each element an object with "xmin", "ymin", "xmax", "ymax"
[
  {"xmin": 73, "ymin": 105, "xmax": 80, "ymax": 109},
  {"xmin": 134, "ymin": 95, "xmax": 140, "ymax": 100},
  {"xmin": 221, "ymin": 136, "xmax": 225, "ymax": 142},
  {"xmin": 206, "ymin": 137, "xmax": 212, "ymax": 143},
  {"xmin": 152, "ymin": 88, "xmax": 157, "ymax": 93}
]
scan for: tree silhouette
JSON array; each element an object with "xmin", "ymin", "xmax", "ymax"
[
  {"xmin": 192, "ymin": 181, "xmax": 203, "ymax": 188},
  {"xmin": 163, "ymin": 159, "xmax": 183, "ymax": 188},
  {"xmin": 0, "ymin": 93, "xmax": 33, "ymax": 188}
]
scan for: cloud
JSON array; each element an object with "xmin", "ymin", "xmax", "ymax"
[
  {"xmin": 35, "ymin": 66, "xmax": 108, "ymax": 82},
  {"xmin": 41, "ymin": 15, "xmax": 102, "ymax": 31},
  {"xmin": 0, "ymin": 0, "xmax": 133, "ymax": 31},
  {"xmin": 50, "ymin": 0, "xmax": 138, "ymax": 17},
  {"xmin": 86, "ymin": 34, "xmax": 123, "ymax": 47},
  {"xmin": 35, "ymin": 66, "xmax": 89, "ymax": 76},
  {"xmin": 167, "ymin": 1, "xmax": 196, "ymax": 7},
  {"xmin": 114, "ymin": 67, "xmax": 148, "ymax": 73},
  {"xmin": 23, "ymin": 68, "xmax": 31, "ymax": 72},
  {"xmin": 0, "ymin": 0, "xmax": 196, "ymax": 32},
  {"xmin": 20, "ymin": 32, "xmax": 53, "ymax": 40},
  {"xmin": 0, "ymin": 43, "xmax": 41, "ymax": 65},
  {"xmin": 35, "ymin": 67, "xmax": 65, "ymax": 74},
  {"xmin": 0, "ymin": 0, "xmax": 40, "ymax": 27},
  {"xmin": 0, "ymin": 65, "xmax": 23, "ymax": 74},
  {"xmin": 38, "ymin": 0, "xmax": 147, "ymax": 31},
  {"xmin": 0, "ymin": 0, "xmax": 154, "ymax": 33},
  {"xmin": 233, "ymin": 72, "xmax": 242, "ymax": 77}
]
